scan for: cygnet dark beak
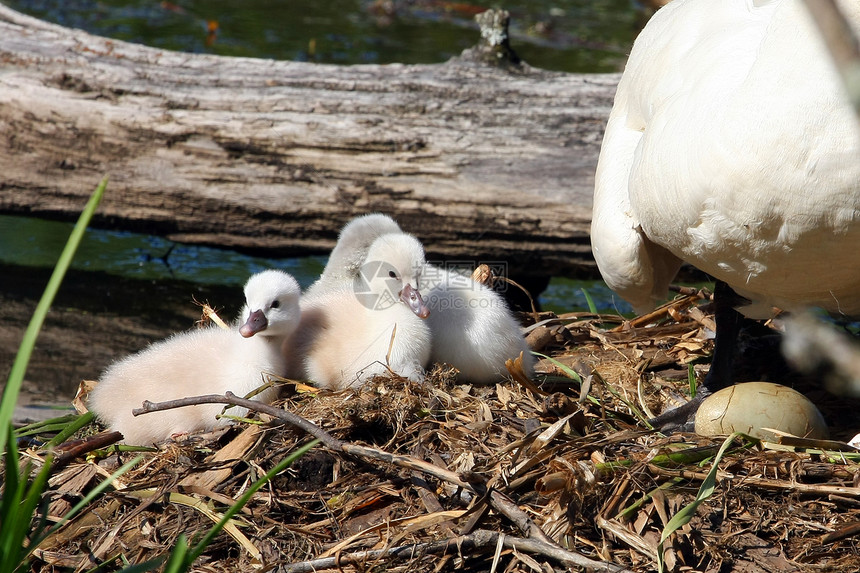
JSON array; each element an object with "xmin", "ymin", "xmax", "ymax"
[
  {"xmin": 239, "ymin": 309, "xmax": 268, "ymax": 338},
  {"xmin": 400, "ymin": 284, "xmax": 430, "ymax": 319}
]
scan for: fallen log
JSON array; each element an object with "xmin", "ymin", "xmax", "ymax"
[{"xmin": 0, "ymin": 5, "xmax": 619, "ymax": 281}]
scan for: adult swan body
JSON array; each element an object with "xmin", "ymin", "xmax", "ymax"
[{"xmin": 590, "ymin": 0, "xmax": 860, "ymax": 426}]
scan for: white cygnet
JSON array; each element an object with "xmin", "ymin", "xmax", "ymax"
[
  {"xmin": 310, "ymin": 213, "xmax": 534, "ymax": 384},
  {"xmin": 287, "ymin": 232, "xmax": 432, "ymax": 389},
  {"xmin": 421, "ymin": 264, "xmax": 536, "ymax": 383},
  {"xmin": 88, "ymin": 269, "xmax": 301, "ymax": 445}
]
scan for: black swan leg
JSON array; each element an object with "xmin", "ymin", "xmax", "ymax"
[{"xmin": 648, "ymin": 280, "xmax": 747, "ymax": 432}]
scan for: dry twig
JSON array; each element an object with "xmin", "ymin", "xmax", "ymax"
[
  {"xmin": 275, "ymin": 528, "xmax": 632, "ymax": 573},
  {"xmin": 134, "ymin": 391, "xmax": 606, "ymax": 563}
]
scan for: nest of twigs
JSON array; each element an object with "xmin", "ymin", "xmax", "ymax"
[{"xmin": 24, "ymin": 291, "xmax": 860, "ymax": 572}]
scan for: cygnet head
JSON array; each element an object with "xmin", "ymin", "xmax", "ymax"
[
  {"xmin": 356, "ymin": 233, "xmax": 430, "ymax": 319},
  {"xmin": 338, "ymin": 213, "xmax": 402, "ymax": 247},
  {"xmin": 239, "ymin": 270, "xmax": 301, "ymax": 338}
]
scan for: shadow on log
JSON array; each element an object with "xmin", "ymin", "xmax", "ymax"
[{"xmin": 0, "ymin": 5, "xmax": 619, "ymax": 282}]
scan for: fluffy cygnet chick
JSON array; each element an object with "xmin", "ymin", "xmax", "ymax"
[
  {"xmin": 421, "ymin": 265, "xmax": 536, "ymax": 384},
  {"xmin": 309, "ymin": 213, "xmax": 534, "ymax": 383},
  {"xmin": 88, "ymin": 269, "xmax": 301, "ymax": 445},
  {"xmin": 287, "ymin": 232, "xmax": 432, "ymax": 389}
]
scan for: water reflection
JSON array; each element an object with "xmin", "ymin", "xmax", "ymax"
[
  {"xmin": 5, "ymin": 0, "xmax": 637, "ymax": 73},
  {"xmin": 0, "ymin": 215, "xmax": 325, "ymax": 288}
]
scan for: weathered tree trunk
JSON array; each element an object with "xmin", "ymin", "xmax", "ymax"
[{"xmin": 0, "ymin": 5, "xmax": 619, "ymax": 280}]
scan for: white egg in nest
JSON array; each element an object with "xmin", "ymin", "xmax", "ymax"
[{"xmin": 694, "ymin": 382, "xmax": 829, "ymax": 441}]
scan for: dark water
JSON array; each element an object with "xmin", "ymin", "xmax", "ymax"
[
  {"xmin": 5, "ymin": 0, "xmax": 639, "ymax": 73},
  {"xmin": 0, "ymin": 215, "xmax": 631, "ymax": 315},
  {"xmin": 0, "ymin": 215, "xmax": 326, "ymax": 290}
]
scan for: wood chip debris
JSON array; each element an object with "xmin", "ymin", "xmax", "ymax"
[{"xmin": 14, "ymin": 293, "xmax": 860, "ymax": 572}]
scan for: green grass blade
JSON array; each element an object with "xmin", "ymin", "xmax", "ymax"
[
  {"xmin": 532, "ymin": 352, "xmax": 582, "ymax": 383},
  {"xmin": 0, "ymin": 176, "xmax": 108, "ymax": 448},
  {"xmin": 532, "ymin": 352, "xmax": 617, "ymax": 409},
  {"xmin": 0, "ymin": 443, "xmax": 52, "ymax": 571},
  {"xmin": 0, "ymin": 429, "xmax": 25, "ymax": 567},
  {"xmin": 14, "ymin": 415, "xmax": 82, "ymax": 439},
  {"xmin": 162, "ymin": 534, "xmax": 190, "ymax": 573},
  {"xmin": 16, "ymin": 455, "xmax": 143, "ymax": 569},
  {"xmin": 596, "ymin": 444, "xmax": 725, "ymax": 475},
  {"xmin": 581, "ymin": 287, "xmax": 599, "ymax": 314},
  {"xmin": 17, "ymin": 457, "xmax": 54, "ymax": 550},
  {"xmin": 615, "ymin": 478, "xmax": 683, "ymax": 520},
  {"xmin": 0, "ymin": 178, "xmax": 106, "ymax": 573},
  {"xmin": 687, "ymin": 363, "xmax": 697, "ymax": 398},
  {"xmin": 45, "ymin": 412, "xmax": 94, "ymax": 448}
]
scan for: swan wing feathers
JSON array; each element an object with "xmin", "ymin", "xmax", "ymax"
[{"xmin": 593, "ymin": 0, "xmax": 860, "ymax": 315}]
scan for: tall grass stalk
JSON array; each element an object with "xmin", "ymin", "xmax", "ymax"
[
  {"xmin": 687, "ymin": 363, "xmax": 697, "ymax": 398},
  {"xmin": 0, "ymin": 177, "xmax": 108, "ymax": 444},
  {"xmin": 0, "ymin": 177, "xmax": 107, "ymax": 572},
  {"xmin": 580, "ymin": 288, "xmax": 599, "ymax": 315}
]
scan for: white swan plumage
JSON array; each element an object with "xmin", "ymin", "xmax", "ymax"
[
  {"xmin": 592, "ymin": 0, "xmax": 860, "ymax": 320},
  {"xmin": 89, "ymin": 270, "xmax": 301, "ymax": 445},
  {"xmin": 592, "ymin": 0, "xmax": 860, "ymax": 429}
]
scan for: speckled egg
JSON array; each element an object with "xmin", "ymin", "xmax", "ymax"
[{"xmin": 694, "ymin": 382, "xmax": 828, "ymax": 441}]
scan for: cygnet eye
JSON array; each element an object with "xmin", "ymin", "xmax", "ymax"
[
  {"xmin": 271, "ymin": 300, "xmax": 280, "ymax": 309},
  {"xmin": 388, "ymin": 270, "xmax": 397, "ymax": 279}
]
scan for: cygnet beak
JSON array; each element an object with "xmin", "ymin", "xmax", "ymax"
[
  {"xmin": 239, "ymin": 309, "xmax": 268, "ymax": 338},
  {"xmin": 400, "ymin": 284, "xmax": 430, "ymax": 319}
]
